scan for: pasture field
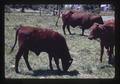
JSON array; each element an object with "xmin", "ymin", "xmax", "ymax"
[{"xmin": 5, "ymin": 13, "xmax": 115, "ymax": 79}]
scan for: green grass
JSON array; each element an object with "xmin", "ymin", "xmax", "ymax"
[{"xmin": 5, "ymin": 13, "xmax": 115, "ymax": 79}]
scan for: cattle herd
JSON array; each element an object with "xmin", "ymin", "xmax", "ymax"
[{"xmin": 10, "ymin": 10, "xmax": 115, "ymax": 73}]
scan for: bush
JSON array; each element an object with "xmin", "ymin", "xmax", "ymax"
[{"xmin": 5, "ymin": 6, "xmax": 12, "ymax": 13}]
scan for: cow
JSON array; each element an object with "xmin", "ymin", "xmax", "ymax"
[
  {"xmin": 61, "ymin": 10, "xmax": 104, "ymax": 35},
  {"xmin": 88, "ymin": 19, "xmax": 115, "ymax": 65},
  {"xmin": 10, "ymin": 25, "xmax": 73, "ymax": 73}
]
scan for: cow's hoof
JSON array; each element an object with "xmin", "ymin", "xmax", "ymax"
[
  {"xmin": 58, "ymin": 69, "xmax": 61, "ymax": 72},
  {"xmin": 28, "ymin": 68, "xmax": 33, "ymax": 71},
  {"xmin": 100, "ymin": 59, "xmax": 102, "ymax": 63},
  {"xmin": 15, "ymin": 70, "xmax": 20, "ymax": 73},
  {"xmin": 80, "ymin": 34, "xmax": 84, "ymax": 36},
  {"xmin": 29, "ymin": 69, "xmax": 33, "ymax": 71},
  {"xmin": 15, "ymin": 68, "xmax": 19, "ymax": 73},
  {"xmin": 50, "ymin": 68, "xmax": 54, "ymax": 71},
  {"xmin": 63, "ymin": 70, "xmax": 68, "ymax": 73},
  {"xmin": 108, "ymin": 60, "xmax": 114, "ymax": 65}
]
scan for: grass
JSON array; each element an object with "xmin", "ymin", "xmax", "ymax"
[
  {"xmin": 100, "ymin": 11, "xmax": 115, "ymax": 16},
  {"xmin": 5, "ymin": 12, "xmax": 115, "ymax": 79}
]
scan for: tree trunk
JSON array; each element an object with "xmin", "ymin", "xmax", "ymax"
[{"xmin": 55, "ymin": 5, "xmax": 61, "ymax": 26}]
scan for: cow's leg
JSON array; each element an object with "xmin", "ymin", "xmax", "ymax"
[
  {"xmin": 54, "ymin": 57, "xmax": 61, "ymax": 71},
  {"xmin": 81, "ymin": 28, "xmax": 84, "ymax": 36},
  {"xmin": 23, "ymin": 50, "xmax": 32, "ymax": 71},
  {"xmin": 48, "ymin": 53, "xmax": 53, "ymax": 70},
  {"xmin": 15, "ymin": 47, "xmax": 24, "ymax": 73},
  {"xmin": 100, "ymin": 42, "xmax": 104, "ymax": 62},
  {"xmin": 67, "ymin": 25, "xmax": 72, "ymax": 35},
  {"xmin": 62, "ymin": 24, "xmax": 66, "ymax": 35},
  {"xmin": 108, "ymin": 46, "xmax": 114, "ymax": 65}
]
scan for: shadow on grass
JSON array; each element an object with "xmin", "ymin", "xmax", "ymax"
[
  {"xmin": 79, "ymin": 34, "xmax": 88, "ymax": 37},
  {"xmin": 31, "ymin": 69, "xmax": 79, "ymax": 76},
  {"xmin": 65, "ymin": 33, "xmax": 88, "ymax": 37},
  {"xmin": 99, "ymin": 64, "xmax": 114, "ymax": 69}
]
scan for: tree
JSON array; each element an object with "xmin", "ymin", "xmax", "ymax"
[
  {"xmin": 82, "ymin": 4, "xmax": 100, "ymax": 14},
  {"xmin": 55, "ymin": 4, "xmax": 64, "ymax": 26},
  {"xmin": 5, "ymin": 5, "xmax": 11, "ymax": 13},
  {"xmin": 110, "ymin": 4, "xmax": 115, "ymax": 10}
]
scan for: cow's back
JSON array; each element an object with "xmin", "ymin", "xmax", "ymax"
[{"xmin": 18, "ymin": 26, "xmax": 36, "ymax": 34}]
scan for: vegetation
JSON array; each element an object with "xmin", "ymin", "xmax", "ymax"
[
  {"xmin": 5, "ymin": 12, "xmax": 115, "ymax": 78},
  {"xmin": 5, "ymin": 4, "xmax": 114, "ymax": 14}
]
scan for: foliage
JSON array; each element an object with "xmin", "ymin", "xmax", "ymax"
[{"xmin": 82, "ymin": 4, "xmax": 101, "ymax": 14}]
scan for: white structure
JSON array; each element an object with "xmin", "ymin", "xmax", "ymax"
[
  {"xmin": 64, "ymin": 4, "xmax": 83, "ymax": 10},
  {"xmin": 101, "ymin": 4, "xmax": 111, "ymax": 11},
  {"xmin": 64, "ymin": 4, "xmax": 72, "ymax": 9}
]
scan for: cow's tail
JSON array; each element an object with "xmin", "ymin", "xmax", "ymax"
[{"xmin": 9, "ymin": 25, "xmax": 21, "ymax": 54}]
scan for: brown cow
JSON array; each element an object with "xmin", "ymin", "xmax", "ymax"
[
  {"xmin": 62, "ymin": 10, "xmax": 104, "ymax": 35},
  {"xmin": 88, "ymin": 19, "xmax": 115, "ymax": 65},
  {"xmin": 10, "ymin": 25, "xmax": 73, "ymax": 73}
]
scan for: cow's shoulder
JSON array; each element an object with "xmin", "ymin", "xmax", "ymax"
[{"xmin": 19, "ymin": 26, "xmax": 35, "ymax": 33}]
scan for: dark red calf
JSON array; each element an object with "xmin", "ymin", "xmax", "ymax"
[
  {"xmin": 88, "ymin": 19, "xmax": 115, "ymax": 65},
  {"xmin": 10, "ymin": 25, "xmax": 73, "ymax": 73}
]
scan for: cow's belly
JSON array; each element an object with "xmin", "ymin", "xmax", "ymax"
[
  {"xmin": 69, "ymin": 22, "xmax": 81, "ymax": 28},
  {"xmin": 69, "ymin": 20, "xmax": 81, "ymax": 28},
  {"xmin": 28, "ymin": 43, "xmax": 52, "ymax": 56},
  {"xmin": 103, "ymin": 41, "xmax": 114, "ymax": 49},
  {"xmin": 70, "ymin": 24, "xmax": 78, "ymax": 28},
  {"xmin": 29, "ymin": 48, "xmax": 50, "ymax": 56},
  {"xmin": 69, "ymin": 22, "xmax": 90, "ymax": 29}
]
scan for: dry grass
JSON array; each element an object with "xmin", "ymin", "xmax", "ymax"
[{"xmin": 5, "ymin": 13, "xmax": 115, "ymax": 79}]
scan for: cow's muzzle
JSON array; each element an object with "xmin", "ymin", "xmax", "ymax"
[{"xmin": 63, "ymin": 58, "xmax": 73, "ymax": 71}]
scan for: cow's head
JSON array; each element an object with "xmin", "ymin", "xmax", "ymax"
[
  {"xmin": 92, "ymin": 15, "xmax": 104, "ymax": 24},
  {"xmin": 88, "ymin": 23, "xmax": 103, "ymax": 40},
  {"xmin": 61, "ymin": 51, "xmax": 73, "ymax": 71}
]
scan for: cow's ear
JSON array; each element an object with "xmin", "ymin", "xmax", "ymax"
[
  {"xmin": 94, "ymin": 23, "xmax": 99, "ymax": 28},
  {"xmin": 94, "ymin": 23, "xmax": 99, "ymax": 26}
]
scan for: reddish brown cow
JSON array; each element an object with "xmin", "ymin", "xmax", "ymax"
[
  {"xmin": 10, "ymin": 25, "xmax": 73, "ymax": 73},
  {"xmin": 88, "ymin": 19, "xmax": 115, "ymax": 65},
  {"xmin": 61, "ymin": 10, "xmax": 104, "ymax": 35}
]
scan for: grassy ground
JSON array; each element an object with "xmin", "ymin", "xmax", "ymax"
[{"xmin": 5, "ymin": 13, "xmax": 115, "ymax": 79}]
